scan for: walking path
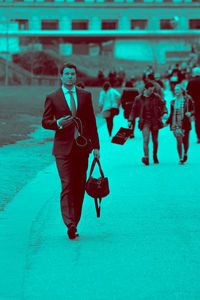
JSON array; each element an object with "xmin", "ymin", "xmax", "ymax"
[{"xmin": 1, "ymin": 110, "xmax": 200, "ymax": 300}]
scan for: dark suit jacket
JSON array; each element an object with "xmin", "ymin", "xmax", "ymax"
[
  {"xmin": 42, "ymin": 87, "xmax": 100, "ymax": 156},
  {"xmin": 186, "ymin": 76, "xmax": 200, "ymax": 117},
  {"xmin": 120, "ymin": 88, "xmax": 139, "ymax": 119}
]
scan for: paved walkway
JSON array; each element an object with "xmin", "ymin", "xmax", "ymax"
[{"xmin": 1, "ymin": 110, "xmax": 200, "ymax": 300}]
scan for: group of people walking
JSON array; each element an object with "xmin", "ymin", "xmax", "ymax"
[
  {"xmin": 98, "ymin": 66, "xmax": 200, "ymax": 166},
  {"xmin": 42, "ymin": 62, "xmax": 200, "ymax": 240}
]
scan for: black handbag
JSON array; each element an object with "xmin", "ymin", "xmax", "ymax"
[{"xmin": 86, "ymin": 158, "xmax": 109, "ymax": 217}]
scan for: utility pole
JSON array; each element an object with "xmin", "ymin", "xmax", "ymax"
[
  {"xmin": 0, "ymin": 17, "xmax": 9, "ymax": 86},
  {"xmin": 5, "ymin": 17, "xmax": 9, "ymax": 87}
]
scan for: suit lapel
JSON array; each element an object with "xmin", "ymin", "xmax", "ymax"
[
  {"xmin": 76, "ymin": 88, "xmax": 83, "ymax": 116},
  {"xmin": 56, "ymin": 88, "xmax": 71, "ymax": 114}
]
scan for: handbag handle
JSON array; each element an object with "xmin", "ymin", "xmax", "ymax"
[
  {"xmin": 72, "ymin": 117, "xmax": 83, "ymax": 135},
  {"xmin": 89, "ymin": 158, "xmax": 105, "ymax": 178}
]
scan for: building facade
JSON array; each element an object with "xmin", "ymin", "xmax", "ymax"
[{"xmin": 1, "ymin": 0, "xmax": 200, "ymax": 63}]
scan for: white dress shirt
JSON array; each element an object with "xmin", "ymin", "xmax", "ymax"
[
  {"xmin": 57, "ymin": 85, "xmax": 78, "ymax": 129},
  {"xmin": 62, "ymin": 85, "xmax": 78, "ymax": 110}
]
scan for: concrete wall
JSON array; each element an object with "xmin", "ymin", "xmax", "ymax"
[{"xmin": 114, "ymin": 38, "xmax": 192, "ymax": 63}]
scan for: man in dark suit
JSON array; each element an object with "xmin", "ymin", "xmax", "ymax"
[
  {"xmin": 42, "ymin": 63, "xmax": 100, "ymax": 239},
  {"xmin": 186, "ymin": 67, "xmax": 200, "ymax": 143}
]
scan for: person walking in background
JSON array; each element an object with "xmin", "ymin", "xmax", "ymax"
[
  {"xmin": 121, "ymin": 80, "xmax": 139, "ymax": 138},
  {"xmin": 142, "ymin": 65, "xmax": 154, "ymax": 83},
  {"xmin": 98, "ymin": 81, "xmax": 121, "ymax": 138},
  {"xmin": 186, "ymin": 67, "xmax": 200, "ymax": 143},
  {"xmin": 129, "ymin": 81, "xmax": 167, "ymax": 166},
  {"xmin": 42, "ymin": 63, "xmax": 100, "ymax": 240},
  {"xmin": 165, "ymin": 84, "xmax": 194, "ymax": 164},
  {"xmin": 153, "ymin": 73, "xmax": 165, "ymax": 90},
  {"xmin": 168, "ymin": 63, "xmax": 182, "ymax": 96}
]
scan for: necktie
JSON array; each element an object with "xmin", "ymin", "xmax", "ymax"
[
  {"xmin": 68, "ymin": 91, "xmax": 76, "ymax": 116},
  {"xmin": 68, "ymin": 90, "xmax": 79, "ymax": 138}
]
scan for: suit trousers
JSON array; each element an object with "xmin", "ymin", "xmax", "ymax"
[
  {"xmin": 55, "ymin": 145, "xmax": 89, "ymax": 229},
  {"xmin": 195, "ymin": 115, "xmax": 200, "ymax": 140}
]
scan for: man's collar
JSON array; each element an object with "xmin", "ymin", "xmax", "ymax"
[{"xmin": 62, "ymin": 85, "xmax": 76, "ymax": 93}]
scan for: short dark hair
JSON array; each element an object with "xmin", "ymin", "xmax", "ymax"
[
  {"xmin": 125, "ymin": 80, "xmax": 133, "ymax": 88},
  {"xmin": 148, "ymin": 73, "xmax": 155, "ymax": 81},
  {"xmin": 60, "ymin": 63, "xmax": 77, "ymax": 75},
  {"xmin": 144, "ymin": 81, "xmax": 155, "ymax": 89},
  {"xmin": 103, "ymin": 81, "xmax": 111, "ymax": 92}
]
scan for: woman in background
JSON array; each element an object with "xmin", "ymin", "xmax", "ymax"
[
  {"xmin": 98, "ymin": 81, "xmax": 121, "ymax": 137},
  {"xmin": 165, "ymin": 84, "xmax": 194, "ymax": 164}
]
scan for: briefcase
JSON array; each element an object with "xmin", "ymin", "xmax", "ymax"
[{"xmin": 111, "ymin": 127, "xmax": 133, "ymax": 145}]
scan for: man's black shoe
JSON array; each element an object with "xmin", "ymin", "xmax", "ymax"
[
  {"xmin": 68, "ymin": 233, "xmax": 79, "ymax": 240},
  {"xmin": 142, "ymin": 157, "xmax": 149, "ymax": 166},
  {"xmin": 181, "ymin": 154, "xmax": 187, "ymax": 164},
  {"xmin": 68, "ymin": 225, "xmax": 79, "ymax": 240},
  {"xmin": 130, "ymin": 134, "xmax": 135, "ymax": 139},
  {"xmin": 153, "ymin": 155, "xmax": 159, "ymax": 164}
]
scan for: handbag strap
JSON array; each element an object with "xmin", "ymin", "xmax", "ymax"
[
  {"xmin": 89, "ymin": 158, "xmax": 105, "ymax": 178},
  {"xmin": 94, "ymin": 198, "xmax": 102, "ymax": 218},
  {"xmin": 72, "ymin": 117, "xmax": 83, "ymax": 135}
]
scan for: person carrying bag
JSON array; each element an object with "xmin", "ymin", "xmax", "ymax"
[
  {"xmin": 86, "ymin": 158, "xmax": 110, "ymax": 218},
  {"xmin": 98, "ymin": 81, "xmax": 121, "ymax": 137}
]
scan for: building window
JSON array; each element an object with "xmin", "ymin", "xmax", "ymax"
[
  {"xmin": 160, "ymin": 19, "xmax": 177, "ymax": 30},
  {"xmin": 189, "ymin": 19, "xmax": 200, "ymax": 29},
  {"xmin": 71, "ymin": 20, "xmax": 88, "ymax": 30},
  {"xmin": 131, "ymin": 19, "xmax": 148, "ymax": 30},
  {"xmin": 41, "ymin": 20, "xmax": 59, "ymax": 30},
  {"xmin": 191, "ymin": 0, "xmax": 200, "ymax": 2},
  {"xmin": 104, "ymin": 0, "xmax": 114, "ymax": 2},
  {"xmin": 11, "ymin": 19, "xmax": 29, "ymax": 30},
  {"xmin": 101, "ymin": 20, "xmax": 118, "ymax": 30},
  {"xmin": 163, "ymin": 0, "xmax": 173, "ymax": 2},
  {"xmin": 134, "ymin": 0, "xmax": 144, "ymax": 3}
]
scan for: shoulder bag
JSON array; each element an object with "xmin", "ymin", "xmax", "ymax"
[{"xmin": 86, "ymin": 158, "xmax": 110, "ymax": 217}]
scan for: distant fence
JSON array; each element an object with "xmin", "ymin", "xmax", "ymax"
[
  {"xmin": 165, "ymin": 51, "xmax": 191, "ymax": 62},
  {"xmin": 31, "ymin": 76, "xmax": 59, "ymax": 86},
  {"xmin": 0, "ymin": 56, "xmax": 60, "ymax": 86}
]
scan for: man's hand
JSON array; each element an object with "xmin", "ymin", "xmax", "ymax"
[
  {"xmin": 93, "ymin": 149, "xmax": 100, "ymax": 160},
  {"xmin": 57, "ymin": 116, "xmax": 74, "ymax": 129},
  {"xmin": 162, "ymin": 114, "xmax": 169, "ymax": 121},
  {"xmin": 128, "ymin": 122, "xmax": 132, "ymax": 128},
  {"xmin": 98, "ymin": 105, "xmax": 103, "ymax": 114},
  {"xmin": 185, "ymin": 112, "xmax": 191, "ymax": 118}
]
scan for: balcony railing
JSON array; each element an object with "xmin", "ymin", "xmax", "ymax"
[{"xmin": 2, "ymin": 0, "xmax": 196, "ymax": 3}]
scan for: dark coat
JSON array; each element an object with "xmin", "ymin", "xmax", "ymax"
[
  {"xmin": 129, "ymin": 92, "xmax": 167, "ymax": 131},
  {"xmin": 166, "ymin": 94, "xmax": 194, "ymax": 131},
  {"xmin": 42, "ymin": 87, "xmax": 100, "ymax": 156},
  {"xmin": 121, "ymin": 88, "xmax": 139, "ymax": 119},
  {"xmin": 186, "ymin": 76, "xmax": 200, "ymax": 117}
]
